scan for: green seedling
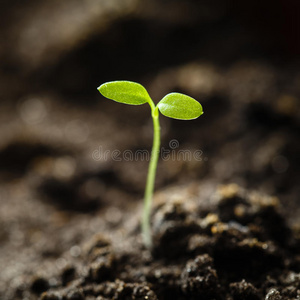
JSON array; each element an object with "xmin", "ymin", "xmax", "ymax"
[{"xmin": 98, "ymin": 80, "xmax": 203, "ymax": 248}]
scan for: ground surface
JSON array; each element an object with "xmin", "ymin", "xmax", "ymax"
[{"xmin": 0, "ymin": 1, "xmax": 299, "ymax": 299}]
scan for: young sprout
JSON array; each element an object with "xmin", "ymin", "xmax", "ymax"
[{"xmin": 98, "ymin": 80, "xmax": 203, "ymax": 248}]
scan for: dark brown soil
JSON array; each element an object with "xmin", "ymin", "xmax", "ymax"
[
  {"xmin": 0, "ymin": 1, "xmax": 299, "ymax": 299},
  {"xmin": 5, "ymin": 183, "xmax": 300, "ymax": 300}
]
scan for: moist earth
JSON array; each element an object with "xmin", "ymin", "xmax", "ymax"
[
  {"xmin": 12, "ymin": 184, "xmax": 300, "ymax": 300},
  {"xmin": 0, "ymin": 1, "xmax": 299, "ymax": 299}
]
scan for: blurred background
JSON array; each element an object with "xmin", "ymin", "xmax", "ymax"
[{"xmin": 0, "ymin": 0, "xmax": 299, "ymax": 295}]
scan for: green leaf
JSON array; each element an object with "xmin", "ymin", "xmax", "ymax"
[
  {"xmin": 157, "ymin": 93, "xmax": 203, "ymax": 120},
  {"xmin": 98, "ymin": 81, "xmax": 151, "ymax": 105}
]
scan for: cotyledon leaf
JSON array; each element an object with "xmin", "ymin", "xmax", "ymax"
[
  {"xmin": 98, "ymin": 81, "xmax": 152, "ymax": 105},
  {"xmin": 157, "ymin": 92, "xmax": 203, "ymax": 120}
]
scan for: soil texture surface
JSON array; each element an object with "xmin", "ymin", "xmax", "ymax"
[{"xmin": 0, "ymin": 1, "xmax": 299, "ymax": 299}]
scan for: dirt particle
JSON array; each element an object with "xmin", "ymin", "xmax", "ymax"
[
  {"xmin": 181, "ymin": 254, "xmax": 219, "ymax": 298},
  {"xmin": 265, "ymin": 288, "xmax": 282, "ymax": 300},
  {"xmin": 66, "ymin": 289, "xmax": 84, "ymax": 300},
  {"xmin": 188, "ymin": 234, "xmax": 215, "ymax": 253},
  {"xmin": 40, "ymin": 291, "xmax": 61, "ymax": 300},
  {"xmin": 132, "ymin": 284, "xmax": 158, "ymax": 299},
  {"xmin": 217, "ymin": 183, "xmax": 241, "ymax": 199},
  {"xmin": 229, "ymin": 279, "xmax": 260, "ymax": 300},
  {"xmin": 89, "ymin": 254, "xmax": 115, "ymax": 282}
]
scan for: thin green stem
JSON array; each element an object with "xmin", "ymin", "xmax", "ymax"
[{"xmin": 142, "ymin": 102, "xmax": 160, "ymax": 248}]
